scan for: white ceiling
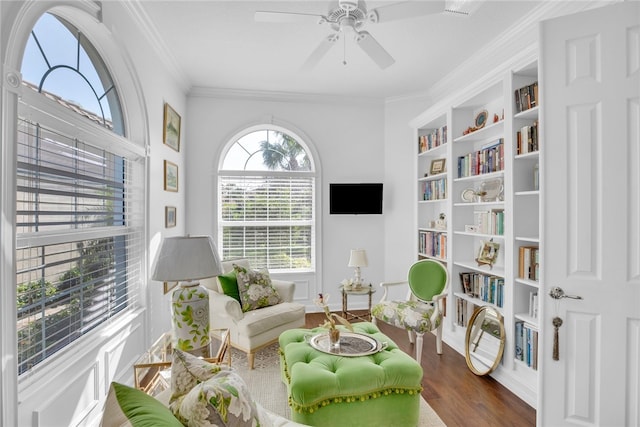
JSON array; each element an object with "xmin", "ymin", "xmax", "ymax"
[{"xmin": 134, "ymin": 1, "xmax": 543, "ymax": 100}]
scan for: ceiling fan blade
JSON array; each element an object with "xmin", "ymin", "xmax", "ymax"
[
  {"xmin": 368, "ymin": 0, "xmax": 445, "ymax": 23},
  {"xmin": 355, "ymin": 31, "xmax": 395, "ymax": 69},
  {"xmin": 301, "ymin": 34, "xmax": 339, "ymax": 72},
  {"xmin": 255, "ymin": 10, "xmax": 325, "ymax": 24}
]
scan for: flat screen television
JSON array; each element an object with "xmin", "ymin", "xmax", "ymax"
[{"xmin": 330, "ymin": 183, "xmax": 383, "ymax": 215}]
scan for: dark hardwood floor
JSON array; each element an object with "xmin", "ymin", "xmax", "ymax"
[{"xmin": 305, "ymin": 312, "xmax": 536, "ymax": 427}]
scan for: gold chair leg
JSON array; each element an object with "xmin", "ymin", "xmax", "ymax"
[{"xmin": 248, "ymin": 352, "xmax": 255, "ymax": 369}]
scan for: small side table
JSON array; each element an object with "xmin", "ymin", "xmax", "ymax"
[
  {"xmin": 340, "ymin": 285, "xmax": 376, "ymax": 322},
  {"xmin": 133, "ymin": 328, "xmax": 230, "ymax": 395}
]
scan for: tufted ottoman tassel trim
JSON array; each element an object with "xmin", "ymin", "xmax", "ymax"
[{"xmin": 287, "ymin": 386, "xmax": 423, "ymax": 414}]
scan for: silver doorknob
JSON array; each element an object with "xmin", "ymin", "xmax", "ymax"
[{"xmin": 549, "ymin": 286, "xmax": 582, "ymax": 300}]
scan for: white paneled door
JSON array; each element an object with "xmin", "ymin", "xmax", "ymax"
[{"xmin": 540, "ymin": 2, "xmax": 640, "ymax": 426}]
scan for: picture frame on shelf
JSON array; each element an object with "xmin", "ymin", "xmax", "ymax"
[
  {"xmin": 476, "ymin": 240, "xmax": 500, "ymax": 268},
  {"xmin": 163, "ymin": 103, "xmax": 181, "ymax": 152},
  {"xmin": 165, "ymin": 206, "xmax": 176, "ymax": 228},
  {"xmin": 164, "ymin": 160, "xmax": 178, "ymax": 192},
  {"xmin": 429, "ymin": 158, "xmax": 446, "ymax": 175},
  {"xmin": 474, "ymin": 110, "xmax": 488, "ymax": 129}
]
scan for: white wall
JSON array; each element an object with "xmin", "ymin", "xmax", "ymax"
[
  {"xmin": 381, "ymin": 95, "xmax": 432, "ymax": 299},
  {"xmin": 185, "ymin": 92, "xmax": 386, "ymax": 311}
]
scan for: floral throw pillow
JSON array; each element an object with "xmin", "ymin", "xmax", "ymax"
[
  {"xmin": 233, "ymin": 264, "xmax": 281, "ymax": 312},
  {"xmin": 174, "ymin": 369, "xmax": 261, "ymax": 427},
  {"xmin": 170, "ymin": 349, "xmax": 223, "ymax": 404}
]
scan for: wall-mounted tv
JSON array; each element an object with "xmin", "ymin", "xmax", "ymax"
[{"xmin": 330, "ymin": 183, "xmax": 383, "ymax": 215}]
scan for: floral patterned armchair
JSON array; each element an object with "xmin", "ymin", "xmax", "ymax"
[{"xmin": 371, "ymin": 259, "xmax": 448, "ymax": 361}]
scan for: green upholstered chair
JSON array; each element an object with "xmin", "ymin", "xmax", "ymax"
[{"xmin": 371, "ymin": 259, "xmax": 449, "ymax": 361}]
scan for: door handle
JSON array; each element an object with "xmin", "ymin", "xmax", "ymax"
[{"xmin": 549, "ymin": 286, "xmax": 583, "ymax": 300}]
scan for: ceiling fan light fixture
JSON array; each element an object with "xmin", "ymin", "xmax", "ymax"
[{"xmin": 338, "ymin": 0, "xmax": 359, "ymax": 12}]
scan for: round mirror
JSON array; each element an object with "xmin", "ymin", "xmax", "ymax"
[{"xmin": 465, "ymin": 305, "xmax": 505, "ymax": 376}]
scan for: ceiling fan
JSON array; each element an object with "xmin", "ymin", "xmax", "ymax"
[{"xmin": 255, "ymin": 0, "xmax": 462, "ymax": 70}]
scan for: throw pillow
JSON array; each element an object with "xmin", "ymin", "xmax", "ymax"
[
  {"xmin": 174, "ymin": 369, "xmax": 261, "ymax": 427},
  {"xmin": 218, "ymin": 270, "xmax": 241, "ymax": 304},
  {"xmin": 170, "ymin": 349, "xmax": 224, "ymax": 402},
  {"xmin": 233, "ymin": 264, "xmax": 281, "ymax": 312},
  {"xmin": 100, "ymin": 382, "xmax": 182, "ymax": 427}
]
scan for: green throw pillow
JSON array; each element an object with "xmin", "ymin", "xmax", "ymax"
[
  {"xmin": 101, "ymin": 382, "xmax": 182, "ymax": 427},
  {"xmin": 218, "ymin": 270, "xmax": 241, "ymax": 303}
]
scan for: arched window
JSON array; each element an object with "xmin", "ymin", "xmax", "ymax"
[
  {"xmin": 218, "ymin": 127, "xmax": 315, "ymax": 271},
  {"xmin": 21, "ymin": 12, "xmax": 124, "ymax": 135},
  {"xmin": 15, "ymin": 12, "xmax": 144, "ymax": 374}
]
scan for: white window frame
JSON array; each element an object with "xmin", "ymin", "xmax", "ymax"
[
  {"xmin": 217, "ymin": 125, "xmax": 317, "ymax": 273},
  {"xmin": 13, "ymin": 20, "xmax": 146, "ymax": 376}
]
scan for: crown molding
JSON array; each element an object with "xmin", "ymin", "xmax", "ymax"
[
  {"xmin": 409, "ymin": 0, "xmax": 616, "ymax": 127},
  {"xmin": 119, "ymin": 0, "xmax": 190, "ymax": 94},
  {"xmin": 189, "ymin": 86, "xmax": 385, "ymax": 107}
]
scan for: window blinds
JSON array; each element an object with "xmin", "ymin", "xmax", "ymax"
[
  {"xmin": 219, "ymin": 174, "xmax": 314, "ymax": 271},
  {"xmin": 15, "ymin": 117, "xmax": 144, "ymax": 375}
]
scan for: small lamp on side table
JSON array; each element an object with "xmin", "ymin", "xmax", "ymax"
[
  {"xmin": 348, "ymin": 249, "xmax": 368, "ymax": 290},
  {"xmin": 151, "ymin": 235, "xmax": 223, "ymax": 357}
]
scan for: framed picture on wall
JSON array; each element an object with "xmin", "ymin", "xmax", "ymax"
[
  {"xmin": 165, "ymin": 206, "xmax": 176, "ymax": 228},
  {"xmin": 164, "ymin": 160, "xmax": 178, "ymax": 192},
  {"xmin": 163, "ymin": 103, "xmax": 181, "ymax": 152}
]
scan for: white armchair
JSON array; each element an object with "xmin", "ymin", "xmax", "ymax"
[{"xmin": 200, "ymin": 259, "xmax": 305, "ymax": 369}]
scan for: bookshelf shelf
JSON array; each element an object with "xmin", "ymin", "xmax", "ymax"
[
  {"xmin": 515, "ymin": 190, "xmax": 539, "ymax": 197},
  {"xmin": 453, "ymin": 120, "xmax": 504, "ymax": 144},
  {"xmin": 419, "ymin": 172, "xmax": 447, "ymax": 182},
  {"xmin": 454, "ymin": 231, "xmax": 504, "ymax": 239},
  {"xmin": 515, "ymin": 277, "xmax": 540, "ymax": 288},
  {"xmin": 413, "ymin": 59, "xmax": 542, "ymax": 405},
  {"xmin": 515, "ymin": 236, "xmax": 539, "ymax": 243},
  {"xmin": 514, "ymin": 105, "xmax": 539, "ymax": 120},
  {"xmin": 453, "ymin": 170, "xmax": 504, "ymax": 183},
  {"xmin": 453, "ymin": 201, "xmax": 504, "ymax": 208},
  {"xmin": 453, "ymin": 261, "xmax": 505, "ymax": 277},
  {"xmin": 453, "ymin": 291, "xmax": 503, "ymax": 312}
]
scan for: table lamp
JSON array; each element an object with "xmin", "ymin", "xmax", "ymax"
[
  {"xmin": 348, "ymin": 248, "xmax": 368, "ymax": 289},
  {"xmin": 151, "ymin": 235, "xmax": 223, "ymax": 357}
]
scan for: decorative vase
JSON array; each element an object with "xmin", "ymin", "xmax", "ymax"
[
  {"xmin": 329, "ymin": 328, "xmax": 340, "ymax": 352},
  {"xmin": 172, "ymin": 282, "xmax": 210, "ymax": 357}
]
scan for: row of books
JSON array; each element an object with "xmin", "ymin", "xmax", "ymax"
[
  {"xmin": 454, "ymin": 298, "xmax": 471, "ymax": 327},
  {"xmin": 459, "ymin": 272, "xmax": 505, "ymax": 307},
  {"xmin": 418, "ymin": 125, "xmax": 448, "ymax": 154},
  {"xmin": 516, "ymin": 121, "xmax": 539, "ymax": 154},
  {"xmin": 457, "ymin": 139, "xmax": 504, "ymax": 178},
  {"xmin": 515, "ymin": 321, "xmax": 538, "ymax": 370},
  {"xmin": 519, "ymin": 246, "xmax": 540, "ymax": 281},
  {"xmin": 418, "ymin": 230, "xmax": 447, "ymax": 259},
  {"xmin": 514, "ymin": 81, "xmax": 539, "ymax": 113},
  {"xmin": 473, "ymin": 208, "xmax": 504, "ymax": 235},
  {"xmin": 421, "ymin": 178, "xmax": 447, "ymax": 201}
]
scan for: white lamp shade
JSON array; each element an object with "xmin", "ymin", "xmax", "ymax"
[
  {"xmin": 151, "ymin": 235, "xmax": 223, "ymax": 282},
  {"xmin": 348, "ymin": 249, "xmax": 368, "ymax": 267}
]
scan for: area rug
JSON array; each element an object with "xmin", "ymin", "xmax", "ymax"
[{"xmin": 231, "ymin": 343, "xmax": 446, "ymax": 427}]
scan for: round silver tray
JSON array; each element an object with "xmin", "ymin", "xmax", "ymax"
[{"xmin": 307, "ymin": 332, "xmax": 385, "ymax": 356}]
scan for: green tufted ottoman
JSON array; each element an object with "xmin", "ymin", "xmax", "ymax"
[{"xmin": 279, "ymin": 322, "xmax": 423, "ymax": 427}]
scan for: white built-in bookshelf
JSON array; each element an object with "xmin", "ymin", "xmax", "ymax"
[{"xmin": 413, "ymin": 60, "xmax": 542, "ymax": 407}]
